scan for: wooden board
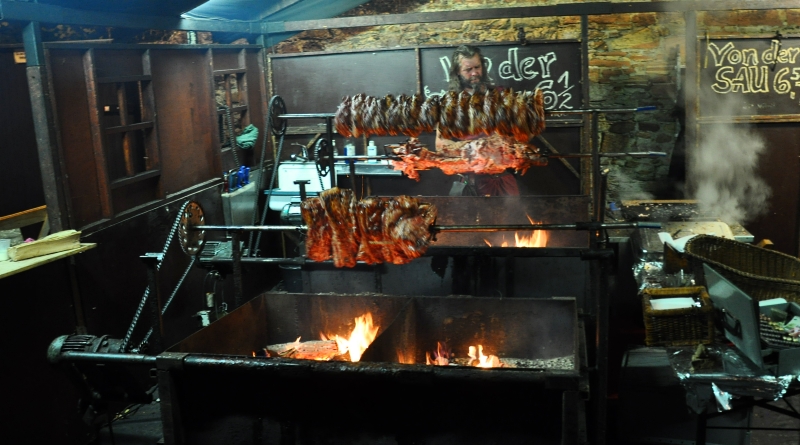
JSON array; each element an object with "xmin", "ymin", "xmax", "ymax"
[
  {"xmin": 0, "ymin": 243, "xmax": 96, "ymax": 279},
  {"xmin": 7, "ymin": 230, "xmax": 81, "ymax": 261}
]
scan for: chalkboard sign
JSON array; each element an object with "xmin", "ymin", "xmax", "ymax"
[
  {"xmin": 420, "ymin": 42, "xmax": 583, "ymax": 111},
  {"xmin": 700, "ymin": 37, "xmax": 800, "ymax": 118}
]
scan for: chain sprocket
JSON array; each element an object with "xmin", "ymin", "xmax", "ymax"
[
  {"xmin": 314, "ymin": 138, "xmax": 331, "ymax": 177},
  {"xmin": 178, "ymin": 201, "xmax": 206, "ymax": 255}
]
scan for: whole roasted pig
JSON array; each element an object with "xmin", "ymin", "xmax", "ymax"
[{"xmin": 388, "ymin": 136, "xmax": 547, "ymax": 181}]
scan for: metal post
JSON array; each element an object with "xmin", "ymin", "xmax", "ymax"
[
  {"xmin": 294, "ymin": 179, "xmax": 309, "ymax": 201},
  {"xmin": 325, "ymin": 117, "xmax": 336, "ymax": 188},
  {"xmin": 141, "ymin": 253, "xmax": 165, "ymax": 354},
  {"xmin": 157, "ymin": 352, "xmax": 189, "ymax": 445},
  {"xmin": 231, "ymin": 231, "xmax": 244, "ymax": 308},
  {"xmin": 349, "ymin": 160, "xmax": 357, "ymax": 197}
]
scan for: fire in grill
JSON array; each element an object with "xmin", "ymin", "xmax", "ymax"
[{"xmin": 158, "ymin": 292, "xmax": 585, "ymax": 444}]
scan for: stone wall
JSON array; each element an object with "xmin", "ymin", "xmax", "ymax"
[{"xmin": 272, "ymin": 1, "xmax": 800, "ymax": 202}]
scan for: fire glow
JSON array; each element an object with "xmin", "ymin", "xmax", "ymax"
[
  {"xmin": 484, "ymin": 215, "xmax": 548, "ymax": 248},
  {"xmin": 320, "ymin": 312, "xmax": 379, "ymax": 362}
]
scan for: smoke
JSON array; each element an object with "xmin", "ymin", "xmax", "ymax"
[
  {"xmin": 688, "ymin": 96, "xmax": 771, "ymax": 226},
  {"xmin": 608, "ymin": 169, "xmax": 655, "ymax": 202}
]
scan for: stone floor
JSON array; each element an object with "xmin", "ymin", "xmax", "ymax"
[{"xmin": 749, "ymin": 393, "xmax": 800, "ymax": 445}]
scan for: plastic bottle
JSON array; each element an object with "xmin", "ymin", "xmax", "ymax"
[
  {"xmin": 367, "ymin": 140, "xmax": 377, "ymax": 163},
  {"xmin": 331, "ymin": 139, "xmax": 338, "ymax": 157},
  {"xmin": 345, "ymin": 143, "xmax": 356, "ymax": 164}
]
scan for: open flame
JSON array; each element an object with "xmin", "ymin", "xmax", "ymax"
[
  {"xmin": 425, "ymin": 341, "xmax": 451, "ymax": 366},
  {"xmin": 484, "ymin": 215, "xmax": 548, "ymax": 248},
  {"xmin": 425, "ymin": 342, "xmax": 503, "ymax": 368},
  {"xmin": 320, "ymin": 312, "xmax": 379, "ymax": 362},
  {"xmin": 468, "ymin": 345, "xmax": 502, "ymax": 368}
]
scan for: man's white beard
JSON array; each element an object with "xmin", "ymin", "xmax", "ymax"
[{"xmin": 460, "ymin": 76, "xmax": 488, "ymax": 92}]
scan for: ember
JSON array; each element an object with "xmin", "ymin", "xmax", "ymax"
[{"xmin": 484, "ymin": 215, "xmax": 548, "ymax": 248}]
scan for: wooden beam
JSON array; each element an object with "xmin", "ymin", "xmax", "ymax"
[{"xmin": 0, "ymin": 205, "xmax": 47, "ymax": 231}]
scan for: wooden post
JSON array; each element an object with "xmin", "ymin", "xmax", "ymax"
[{"xmin": 23, "ymin": 21, "xmax": 71, "ymax": 232}]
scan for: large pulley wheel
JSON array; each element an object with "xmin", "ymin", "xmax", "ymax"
[
  {"xmin": 314, "ymin": 138, "xmax": 331, "ymax": 177},
  {"xmin": 178, "ymin": 201, "xmax": 206, "ymax": 256},
  {"xmin": 269, "ymin": 95, "xmax": 287, "ymax": 137}
]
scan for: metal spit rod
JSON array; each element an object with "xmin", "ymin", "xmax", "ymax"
[
  {"xmin": 194, "ymin": 221, "xmax": 660, "ymax": 233},
  {"xmin": 278, "ymin": 106, "xmax": 656, "ymax": 120},
  {"xmin": 321, "ymin": 152, "xmax": 666, "ymax": 161}
]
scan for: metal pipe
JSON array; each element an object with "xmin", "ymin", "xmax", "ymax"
[{"xmin": 59, "ymin": 351, "xmax": 157, "ymax": 365}]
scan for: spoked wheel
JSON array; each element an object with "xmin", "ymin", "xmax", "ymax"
[{"xmin": 269, "ymin": 95, "xmax": 287, "ymax": 137}]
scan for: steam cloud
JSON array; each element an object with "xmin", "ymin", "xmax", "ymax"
[
  {"xmin": 688, "ymin": 95, "xmax": 771, "ymax": 226},
  {"xmin": 610, "ymin": 170, "xmax": 655, "ymax": 202}
]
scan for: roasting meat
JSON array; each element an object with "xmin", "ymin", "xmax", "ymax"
[
  {"xmin": 335, "ymin": 89, "xmax": 546, "ymax": 143},
  {"xmin": 300, "ymin": 197, "xmax": 331, "ymax": 262},
  {"xmin": 301, "ymin": 188, "xmax": 438, "ymax": 267},
  {"xmin": 389, "ymin": 136, "xmax": 547, "ymax": 181}
]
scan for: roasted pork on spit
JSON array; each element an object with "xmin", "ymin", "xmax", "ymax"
[
  {"xmin": 301, "ymin": 188, "xmax": 438, "ymax": 267},
  {"xmin": 335, "ymin": 89, "xmax": 546, "ymax": 143},
  {"xmin": 388, "ymin": 136, "xmax": 547, "ymax": 181}
]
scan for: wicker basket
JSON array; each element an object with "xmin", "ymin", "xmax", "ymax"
[
  {"xmin": 684, "ymin": 235, "xmax": 800, "ymax": 304},
  {"xmin": 642, "ymin": 286, "xmax": 715, "ymax": 347}
]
